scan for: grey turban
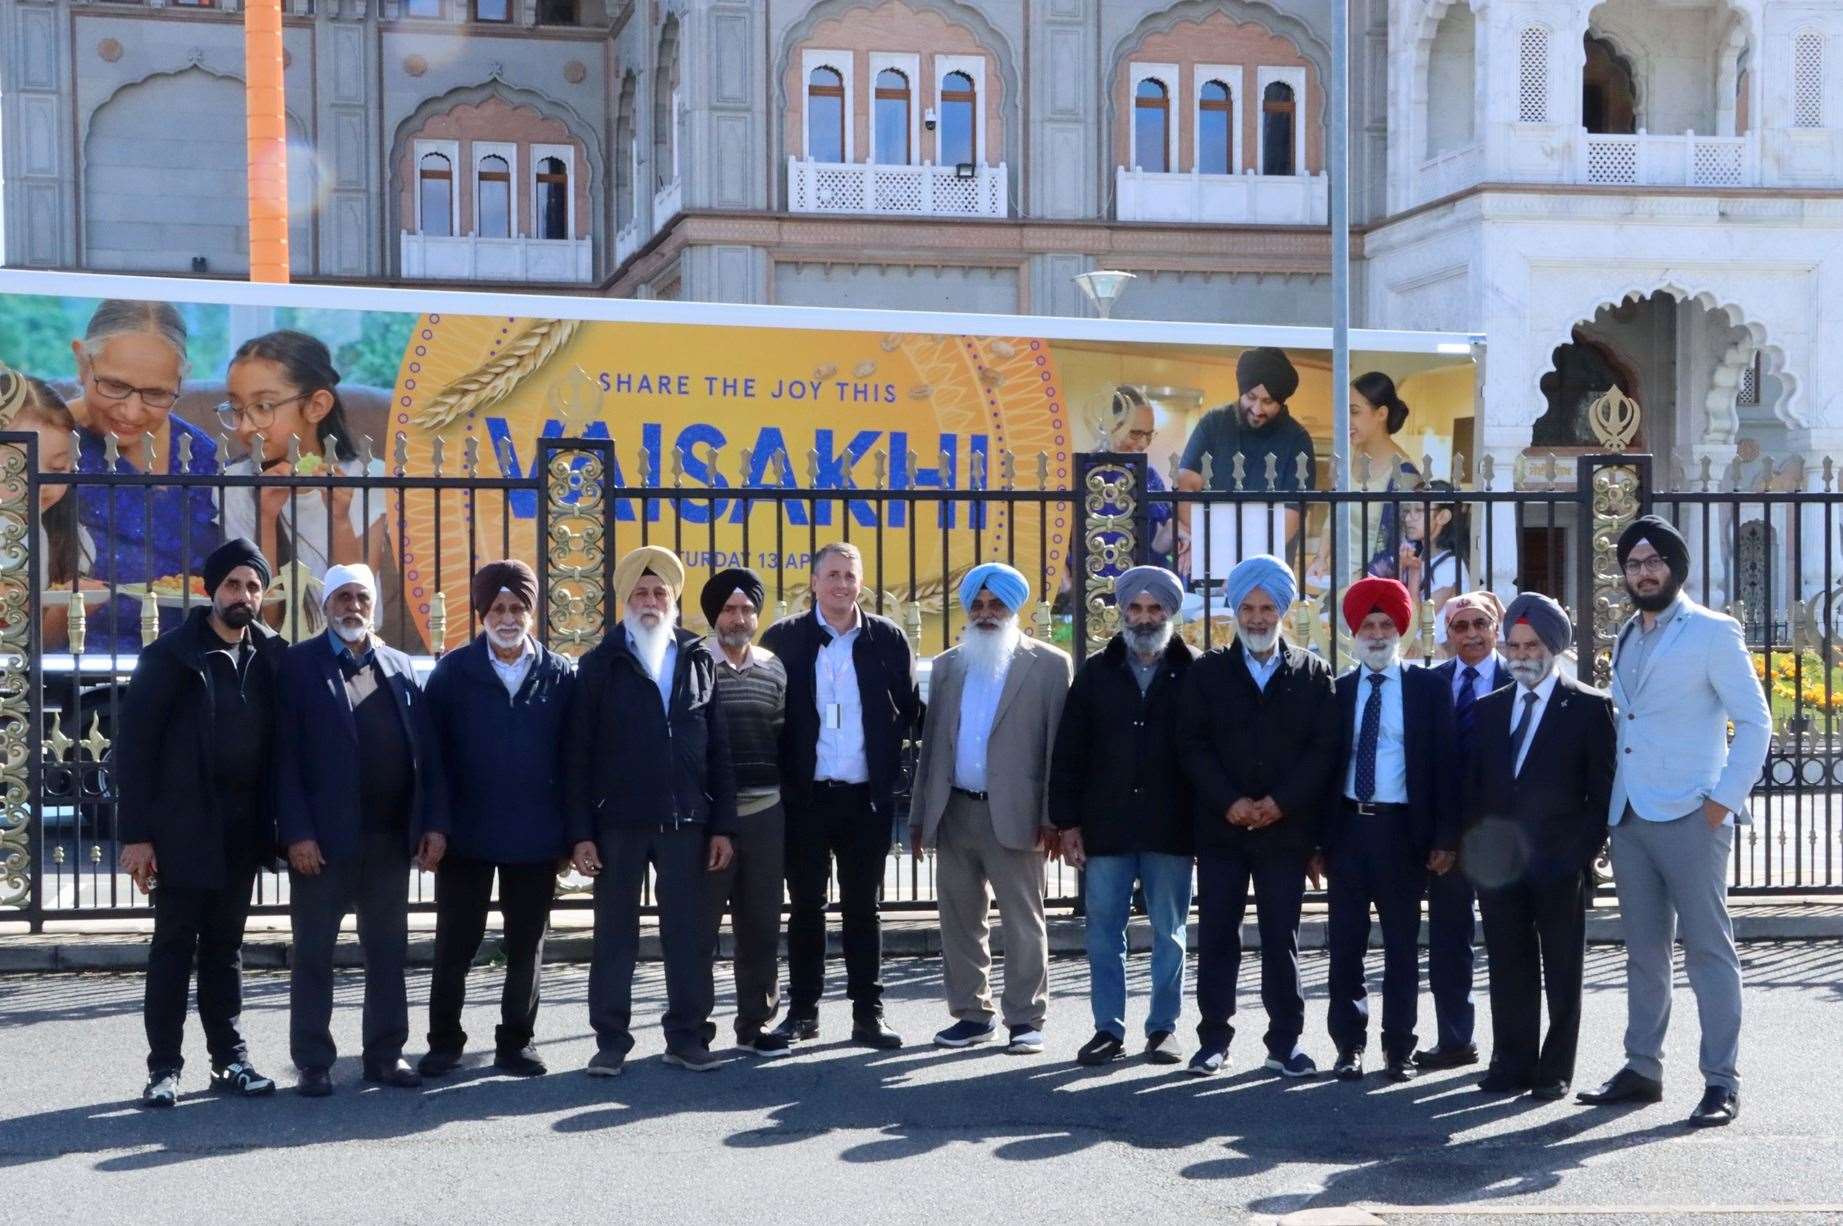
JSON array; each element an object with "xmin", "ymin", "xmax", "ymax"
[
  {"xmin": 1503, "ymin": 591, "xmax": 1572, "ymax": 655},
  {"xmin": 1113, "ymin": 565, "xmax": 1183, "ymax": 615}
]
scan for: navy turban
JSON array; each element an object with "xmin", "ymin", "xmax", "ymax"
[{"xmin": 202, "ymin": 537, "xmax": 270, "ymax": 594}]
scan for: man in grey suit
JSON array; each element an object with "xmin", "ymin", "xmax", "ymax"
[
  {"xmin": 910, "ymin": 563, "xmax": 1072, "ymax": 1055},
  {"xmin": 1578, "ymin": 516, "xmax": 1770, "ymax": 1127}
]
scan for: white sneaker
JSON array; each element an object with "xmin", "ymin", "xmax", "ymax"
[{"xmin": 1006, "ymin": 1026, "xmax": 1045, "ymax": 1055}]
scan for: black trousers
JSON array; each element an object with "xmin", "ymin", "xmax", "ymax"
[
  {"xmin": 1326, "ymin": 809, "xmax": 1428, "ymax": 1061},
  {"xmin": 699, "ymin": 803, "xmax": 786, "ymax": 1043},
  {"xmin": 427, "ymin": 855, "xmax": 556, "ymax": 1056},
  {"xmin": 1479, "ymin": 868, "xmax": 1589, "ymax": 1085},
  {"xmin": 289, "ymin": 832, "xmax": 411, "ymax": 1073},
  {"xmin": 588, "ymin": 824, "xmax": 712, "ymax": 1055},
  {"xmin": 785, "ymin": 783, "xmax": 887, "ymax": 1021},
  {"xmin": 1425, "ymin": 865, "xmax": 1478, "ymax": 1051},
  {"xmin": 1195, "ymin": 846, "xmax": 1307, "ymax": 1058},
  {"xmin": 144, "ymin": 868, "xmax": 257, "ymax": 1075}
]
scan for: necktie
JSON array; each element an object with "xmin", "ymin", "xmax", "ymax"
[
  {"xmin": 1355, "ymin": 672, "xmax": 1385, "ymax": 801},
  {"xmin": 1509, "ymin": 690, "xmax": 1539, "ymax": 777},
  {"xmin": 1455, "ymin": 665, "xmax": 1479, "ymax": 754}
]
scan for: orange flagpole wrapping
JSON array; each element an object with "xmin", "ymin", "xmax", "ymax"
[{"xmin": 244, "ymin": 0, "xmax": 289, "ymax": 283}]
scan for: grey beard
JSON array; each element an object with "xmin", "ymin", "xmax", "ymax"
[
  {"xmin": 1357, "ymin": 634, "xmax": 1400, "ymax": 671},
  {"xmin": 624, "ymin": 611, "xmax": 672, "ymax": 679},
  {"xmin": 1125, "ymin": 619, "xmax": 1173, "ymax": 658},
  {"xmin": 961, "ymin": 617, "xmax": 1021, "ymax": 679},
  {"xmin": 1509, "ymin": 656, "xmax": 1554, "ymax": 688},
  {"xmin": 716, "ymin": 626, "xmax": 754, "ymax": 653},
  {"xmin": 1236, "ymin": 624, "xmax": 1279, "ymax": 656}
]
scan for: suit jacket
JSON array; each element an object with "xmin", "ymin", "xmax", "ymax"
[
  {"xmin": 761, "ymin": 608, "xmax": 917, "ymax": 823},
  {"xmin": 1607, "ymin": 594, "xmax": 1771, "ymax": 825},
  {"xmin": 275, "ymin": 633, "xmax": 447, "ymax": 862},
  {"xmin": 1327, "ymin": 661, "xmax": 1457, "ymax": 855},
  {"xmin": 910, "ymin": 635, "xmax": 1073, "ymax": 851},
  {"xmin": 1464, "ymin": 673, "xmax": 1616, "ymax": 883},
  {"xmin": 1430, "ymin": 654, "xmax": 1514, "ymax": 708}
]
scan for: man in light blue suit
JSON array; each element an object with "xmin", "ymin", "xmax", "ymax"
[{"xmin": 1577, "ymin": 516, "xmax": 1770, "ymax": 1128}]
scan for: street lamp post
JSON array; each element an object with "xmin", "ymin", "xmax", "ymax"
[{"xmin": 1073, "ymin": 270, "xmax": 1137, "ymax": 320}]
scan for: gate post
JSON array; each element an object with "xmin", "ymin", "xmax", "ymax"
[
  {"xmin": 1576, "ymin": 451, "xmax": 1652, "ymax": 687},
  {"xmin": 1071, "ymin": 451, "xmax": 1149, "ymax": 659},
  {"xmin": 537, "ymin": 437, "xmax": 613, "ymax": 659},
  {"xmin": 0, "ymin": 419, "xmax": 39, "ymax": 926}
]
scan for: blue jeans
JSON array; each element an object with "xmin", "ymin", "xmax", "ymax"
[{"xmin": 1082, "ymin": 852, "xmax": 1194, "ymax": 1040}]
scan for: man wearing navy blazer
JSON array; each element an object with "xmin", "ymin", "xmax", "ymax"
[
  {"xmin": 1416, "ymin": 592, "xmax": 1513, "ymax": 1072},
  {"xmin": 1325, "ymin": 577, "xmax": 1457, "ymax": 1082},
  {"xmin": 276, "ymin": 563, "xmax": 448, "ymax": 1096},
  {"xmin": 1578, "ymin": 517, "xmax": 1770, "ymax": 1128}
]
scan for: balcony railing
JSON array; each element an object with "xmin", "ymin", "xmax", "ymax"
[
  {"xmin": 1580, "ymin": 130, "xmax": 1758, "ymax": 189},
  {"xmin": 1113, "ymin": 166, "xmax": 1329, "ymax": 226},
  {"xmin": 614, "ymin": 219, "xmax": 642, "ymax": 267},
  {"xmin": 398, "ymin": 233, "xmax": 594, "ymax": 283},
  {"xmin": 653, "ymin": 178, "xmax": 684, "ymax": 230},
  {"xmin": 787, "ymin": 157, "xmax": 1008, "ymax": 218}
]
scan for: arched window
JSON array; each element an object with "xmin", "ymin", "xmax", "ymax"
[
  {"xmin": 874, "ymin": 69, "xmax": 911, "ymax": 164},
  {"xmin": 654, "ymin": 17, "xmax": 680, "ymax": 190},
  {"xmin": 615, "ymin": 73, "xmax": 638, "ymax": 228},
  {"xmin": 473, "ymin": 0, "xmax": 511, "ymax": 21},
  {"xmin": 476, "ymin": 154, "xmax": 511, "ymax": 238},
  {"xmin": 807, "ymin": 66, "xmax": 845, "ymax": 162},
  {"xmin": 536, "ymin": 156, "xmax": 569, "ymax": 240},
  {"xmin": 1261, "ymin": 82, "xmax": 1295, "ymax": 176},
  {"xmin": 1134, "ymin": 77, "xmax": 1170, "ymax": 173},
  {"xmin": 1199, "ymin": 79, "xmax": 1232, "ymax": 174},
  {"xmin": 417, "ymin": 152, "xmax": 452, "ymax": 237},
  {"xmin": 1518, "ymin": 26, "xmax": 1551, "ymax": 123},
  {"xmin": 1795, "ymin": 31, "xmax": 1825, "ymax": 129},
  {"xmin": 940, "ymin": 70, "xmax": 976, "ymax": 166}
]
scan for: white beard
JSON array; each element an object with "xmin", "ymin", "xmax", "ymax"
[
  {"xmin": 624, "ymin": 610, "xmax": 673, "ymax": 679},
  {"xmin": 1237, "ymin": 624, "xmax": 1279, "ymax": 656},
  {"xmin": 487, "ymin": 624, "xmax": 525, "ymax": 651},
  {"xmin": 331, "ymin": 615, "xmax": 371, "ymax": 645},
  {"xmin": 1357, "ymin": 632, "xmax": 1400, "ymax": 672},
  {"xmin": 960, "ymin": 616, "xmax": 1021, "ymax": 681},
  {"xmin": 1124, "ymin": 618, "xmax": 1173, "ymax": 658},
  {"xmin": 1510, "ymin": 656, "xmax": 1554, "ymax": 688}
]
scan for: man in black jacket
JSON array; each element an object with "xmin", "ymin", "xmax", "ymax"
[
  {"xmin": 1177, "ymin": 555, "xmax": 1338, "ymax": 1078},
  {"xmin": 1052, "ymin": 565, "xmax": 1198, "ymax": 1069},
  {"xmin": 1465, "ymin": 593, "xmax": 1615, "ymax": 1099},
  {"xmin": 116, "ymin": 538, "xmax": 286, "ymax": 1108},
  {"xmin": 1326, "ymin": 577, "xmax": 1457, "ymax": 1082},
  {"xmin": 566, "ymin": 545, "xmax": 738, "ymax": 1075},
  {"xmin": 760, "ymin": 542, "xmax": 916, "ymax": 1049}
]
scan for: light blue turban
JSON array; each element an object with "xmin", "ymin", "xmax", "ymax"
[
  {"xmin": 1225, "ymin": 554, "xmax": 1298, "ymax": 613},
  {"xmin": 960, "ymin": 562, "xmax": 1030, "ymax": 614}
]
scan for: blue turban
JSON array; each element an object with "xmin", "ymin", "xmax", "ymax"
[
  {"xmin": 1114, "ymin": 565, "xmax": 1183, "ymax": 615},
  {"xmin": 1225, "ymin": 554, "xmax": 1297, "ymax": 613},
  {"xmin": 959, "ymin": 562, "xmax": 1030, "ymax": 615}
]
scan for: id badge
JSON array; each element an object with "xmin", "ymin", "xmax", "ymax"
[{"xmin": 824, "ymin": 702, "xmax": 843, "ymax": 730}]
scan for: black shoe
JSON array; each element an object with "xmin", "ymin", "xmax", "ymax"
[
  {"xmin": 140, "ymin": 1070, "xmax": 179, "ymax": 1109},
  {"xmin": 771, "ymin": 1015, "xmax": 819, "ymax": 1043},
  {"xmin": 208, "ymin": 1061, "xmax": 276, "ymax": 1097},
  {"xmin": 296, "ymin": 1067, "xmax": 333, "ymax": 1097},
  {"xmin": 418, "ymin": 1049, "xmax": 464, "ymax": 1078},
  {"xmin": 1412, "ymin": 1043, "xmax": 1480, "ymax": 1070},
  {"xmin": 1384, "ymin": 1054, "xmax": 1418, "ymax": 1082},
  {"xmin": 852, "ymin": 1019, "xmax": 904, "ymax": 1050},
  {"xmin": 1478, "ymin": 1067, "xmax": 1531, "ymax": 1093},
  {"xmin": 1076, "ymin": 1031, "xmax": 1125, "ymax": 1067},
  {"xmin": 1577, "ymin": 1068, "xmax": 1664, "ymax": 1105},
  {"xmin": 363, "ymin": 1058, "xmax": 423, "ymax": 1089},
  {"xmin": 1333, "ymin": 1049, "xmax": 1363, "ymax": 1080},
  {"xmin": 1688, "ymin": 1085, "xmax": 1738, "ymax": 1127},
  {"xmin": 494, "ymin": 1047, "xmax": 547, "ymax": 1077},
  {"xmin": 741, "ymin": 1031, "xmax": 792, "ymax": 1059},
  {"xmin": 1529, "ymin": 1079, "xmax": 1569, "ymax": 1101}
]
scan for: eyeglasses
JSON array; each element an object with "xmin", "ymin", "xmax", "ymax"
[
  {"xmin": 89, "ymin": 373, "xmax": 178, "ymax": 410},
  {"xmin": 216, "ymin": 392, "xmax": 311, "ymax": 432},
  {"xmin": 1622, "ymin": 556, "xmax": 1670, "ymax": 577},
  {"xmin": 1447, "ymin": 616, "xmax": 1494, "ymax": 634}
]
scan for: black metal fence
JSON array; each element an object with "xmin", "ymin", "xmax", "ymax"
[{"xmin": 5, "ymin": 431, "xmax": 1839, "ymax": 931}]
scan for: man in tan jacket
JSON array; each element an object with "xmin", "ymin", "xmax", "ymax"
[{"xmin": 910, "ymin": 563, "xmax": 1072, "ymax": 1055}]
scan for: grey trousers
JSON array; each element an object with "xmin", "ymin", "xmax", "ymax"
[
  {"xmin": 935, "ymin": 792, "xmax": 1049, "ymax": 1030},
  {"xmin": 588, "ymin": 824, "xmax": 713, "ymax": 1055},
  {"xmin": 698, "ymin": 803, "xmax": 786, "ymax": 1041},
  {"xmin": 289, "ymin": 831, "xmax": 412, "ymax": 1073},
  {"xmin": 1610, "ymin": 812, "xmax": 1742, "ymax": 1091}
]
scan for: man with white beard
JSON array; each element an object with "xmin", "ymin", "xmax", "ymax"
[
  {"xmin": 1176, "ymin": 555, "xmax": 1339, "ymax": 1077},
  {"xmin": 277, "ymin": 562, "xmax": 449, "ymax": 1095},
  {"xmin": 565, "ymin": 546, "xmax": 737, "ymax": 1076},
  {"xmin": 910, "ymin": 563, "xmax": 1072, "ymax": 1054},
  {"xmin": 1325, "ymin": 577, "xmax": 1457, "ymax": 1083}
]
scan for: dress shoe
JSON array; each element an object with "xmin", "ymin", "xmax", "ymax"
[
  {"xmin": 1577, "ymin": 1068, "xmax": 1664, "ymax": 1106},
  {"xmin": 771, "ymin": 1015, "xmax": 819, "ymax": 1043},
  {"xmin": 1412, "ymin": 1043, "xmax": 1480, "ymax": 1070},
  {"xmin": 1529, "ymin": 1079, "xmax": 1570, "ymax": 1101},
  {"xmin": 1478, "ymin": 1066, "xmax": 1531, "ymax": 1094},
  {"xmin": 1688, "ymin": 1085, "xmax": 1739, "ymax": 1127},
  {"xmin": 493, "ymin": 1046, "xmax": 547, "ymax": 1077},
  {"xmin": 363, "ymin": 1059, "xmax": 423, "ymax": 1089},
  {"xmin": 1332, "ymin": 1049, "xmax": 1363, "ymax": 1080},
  {"xmin": 296, "ymin": 1067, "xmax": 333, "ymax": 1097},
  {"xmin": 852, "ymin": 1019, "xmax": 904, "ymax": 1050},
  {"xmin": 1384, "ymin": 1054, "xmax": 1418, "ymax": 1082},
  {"xmin": 418, "ymin": 1049, "xmax": 463, "ymax": 1078}
]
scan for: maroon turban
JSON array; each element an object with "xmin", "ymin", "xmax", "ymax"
[{"xmin": 471, "ymin": 559, "xmax": 538, "ymax": 618}]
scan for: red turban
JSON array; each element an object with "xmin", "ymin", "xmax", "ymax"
[{"xmin": 1343, "ymin": 576, "xmax": 1412, "ymax": 636}]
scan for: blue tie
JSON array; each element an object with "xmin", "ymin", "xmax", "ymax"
[
  {"xmin": 1455, "ymin": 665, "xmax": 1480, "ymax": 754},
  {"xmin": 1355, "ymin": 672, "xmax": 1385, "ymax": 801},
  {"xmin": 1509, "ymin": 690, "xmax": 1539, "ymax": 777}
]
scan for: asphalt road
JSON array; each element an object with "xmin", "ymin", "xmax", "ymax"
[{"xmin": 2, "ymin": 943, "xmax": 1841, "ymax": 1224}]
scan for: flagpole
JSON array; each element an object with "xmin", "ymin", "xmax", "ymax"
[{"xmin": 244, "ymin": 0, "xmax": 290, "ymax": 283}]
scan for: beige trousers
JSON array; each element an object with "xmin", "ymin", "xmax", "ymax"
[{"xmin": 935, "ymin": 791, "xmax": 1049, "ymax": 1029}]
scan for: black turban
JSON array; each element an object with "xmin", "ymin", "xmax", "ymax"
[
  {"xmin": 471, "ymin": 559, "xmax": 538, "ymax": 617},
  {"xmin": 202, "ymin": 537, "xmax": 270, "ymax": 594},
  {"xmin": 1236, "ymin": 346, "xmax": 1299, "ymax": 402},
  {"xmin": 700, "ymin": 567, "xmax": 766, "ymax": 627},
  {"xmin": 1615, "ymin": 515, "xmax": 1689, "ymax": 581}
]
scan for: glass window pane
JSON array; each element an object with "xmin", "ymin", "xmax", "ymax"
[
  {"xmin": 419, "ymin": 181, "xmax": 451, "ymax": 237},
  {"xmin": 941, "ymin": 72, "xmax": 975, "ymax": 165},
  {"xmin": 1134, "ymin": 79, "xmax": 1168, "ymax": 174},
  {"xmin": 1199, "ymin": 107, "xmax": 1230, "ymax": 174},
  {"xmin": 874, "ymin": 70, "xmax": 909, "ymax": 164},
  {"xmin": 809, "ymin": 95, "xmax": 843, "ymax": 162},
  {"xmin": 1262, "ymin": 82, "xmax": 1295, "ymax": 175},
  {"xmin": 405, "ymin": 0, "xmax": 440, "ymax": 16},
  {"xmin": 475, "ymin": 0, "xmax": 509, "ymax": 19},
  {"xmin": 479, "ymin": 180, "xmax": 510, "ymax": 238}
]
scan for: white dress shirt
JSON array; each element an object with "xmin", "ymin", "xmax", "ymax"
[
  {"xmin": 1243, "ymin": 646, "xmax": 1282, "ymax": 693},
  {"xmin": 488, "ymin": 635, "xmax": 537, "ymax": 699},
  {"xmin": 813, "ymin": 607, "xmax": 869, "ymax": 783},
  {"xmin": 1344, "ymin": 663, "xmax": 1409, "ymax": 803},
  {"xmin": 1510, "ymin": 669, "xmax": 1560, "ymax": 777},
  {"xmin": 1451, "ymin": 652, "xmax": 1505, "ymax": 704},
  {"xmin": 952, "ymin": 651, "xmax": 1012, "ymax": 792}
]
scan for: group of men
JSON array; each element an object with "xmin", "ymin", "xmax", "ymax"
[{"xmin": 119, "ymin": 513, "xmax": 1768, "ymax": 1132}]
